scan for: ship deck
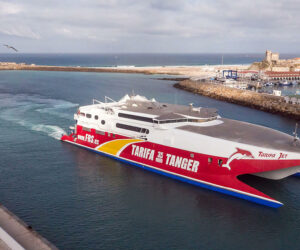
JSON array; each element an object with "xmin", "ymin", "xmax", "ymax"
[
  {"xmin": 119, "ymin": 100, "xmax": 218, "ymax": 119},
  {"xmin": 178, "ymin": 118, "xmax": 300, "ymax": 152}
]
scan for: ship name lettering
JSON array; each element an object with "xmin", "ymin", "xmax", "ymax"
[
  {"xmin": 166, "ymin": 153, "xmax": 199, "ymax": 172},
  {"xmin": 131, "ymin": 145, "xmax": 155, "ymax": 161},
  {"xmin": 258, "ymin": 152, "xmax": 276, "ymax": 158},
  {"xmin": 278, "ymin": 153, "xmax": 288, "ymax": 160}
]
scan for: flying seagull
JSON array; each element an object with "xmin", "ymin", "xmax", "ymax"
[{"xmin": 3, "ymin": 44, "xmax": 18, "ymax": 52}]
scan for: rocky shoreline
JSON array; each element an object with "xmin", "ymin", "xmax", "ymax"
[{"xmin": 174, "ymin": 80, "xmax": 300, "ymax": 120}]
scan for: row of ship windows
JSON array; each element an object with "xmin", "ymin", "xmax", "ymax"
[
  {"xmin": 118, "ymin": 113, "xmax": 215, "ymax": 124},
  {"xmin": 157, "ymin": 118, "xmax": 213, "ymax": 124},
  {"xmin": 80, "ymin": 112, "xmax": 151, "ymax": 123},
  {"xmin": 80, "ymin": 113, "xmax": 105, "ymax": 125},
  {"xmin": 80, "ymin": 112, "xmax": 215, "ymax": 124},
  {"xmin": 116, "ymin": 123, "xmax": 149, "ymax": 134},
  {"xmin": 79, "ymin": 113, "xmax": 149, "ymax": 134},
  {"xmin": 82, "ymin": 123, "xmax": 149, "ymax": 135},
  {"xmin": 80, "ymin": 112, "xmax": 98, "ymax": 120}
]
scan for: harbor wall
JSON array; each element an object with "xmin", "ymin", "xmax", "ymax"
[
  {"xmin": 0, "ymin": 64, "xmax": 156, "ymax": 74},
  {"xmin": 174, "ymin": 80, "xmax": 300, "ymax": 120},
  {"xmin": 0, "ymin": 62, "xmax": 248, "ymax": 77},
  {"xmin": 0, "ymin": 204, "xmax": 58, "ymax": 250}
]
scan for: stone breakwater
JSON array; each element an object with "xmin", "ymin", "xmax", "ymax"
[
  {"xmin": 0, "ymin": 62, "xmax": 248, "ymax": 77},
  {"xmin": 174, "ymin": 80, "xmax": 300, "ymax": 120},
  {"xmin": 0, "ymin": 64, "xmax": 157, "ymax": 74}
]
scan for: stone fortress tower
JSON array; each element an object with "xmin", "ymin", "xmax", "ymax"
[
  {"xmin": 265, "ymin": 50, "xmax": 279, "ymax": 64},
  {"xmin": 250, "ymin": 50, "xmax": 300, "ymax": 71}
]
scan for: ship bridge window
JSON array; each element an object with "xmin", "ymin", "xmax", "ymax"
[
  {"xmin": 101, "ymin": 120, "xmax": 105, "ymax": 125},
  {"xmin": 118, "ymin": 113, "xmax": 153, "ymax": 123},
  {"xmin": 95, "ymin": 115, "xmax": 99, "ymax": 120},
  {"xmin": 86, "ymin": 114, "xmax": 92, "ymax": 118},
  {"xmin": 157, "ymin": 118, "xmax": 216, "ymax": 124},
  {"xmin": 158, "ymin": 119, "xmax": 187, "ymax": 124},
  {"xmin": 188, "ymin": 119, "xmax": 205, "ymax": 123},
  {"xmin": 116, "ymin": 123, "xmax": 149, "ymax": 134},
  {"xmin": 80, "ymin": 112, "xmax": 85, "ymax": 117}
]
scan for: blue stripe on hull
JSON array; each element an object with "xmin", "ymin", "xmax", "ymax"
[
  {"xmin": 64, "ymin": 141, "xmax": 282, "ymax": 208},
  {"xmin": 294, "ymin": 173, "xmax": 300, "ymax": 177}
]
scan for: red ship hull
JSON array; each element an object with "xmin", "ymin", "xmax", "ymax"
[{"xmin": 60, "ymin": 125, "xmax": 300, "ymax": 208}]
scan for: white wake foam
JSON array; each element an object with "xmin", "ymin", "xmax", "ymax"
[
  {"xmin": 0, "ymin": 93, "xmax": 72, "ymax": 140},
  {"xmin": 31, "ymin": 124, "xmax": 66, "ymax": 140},
  {"xmin": 0, "ymin": 115, "xmax": 66, "ymax": 140}
]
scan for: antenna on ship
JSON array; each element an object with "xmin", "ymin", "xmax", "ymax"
[{"xmin": 293, "ymin": 123, "xmax": 299, "ymax": 144}]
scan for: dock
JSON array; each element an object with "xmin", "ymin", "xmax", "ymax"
[{"xmin": 0, "ymin": 204, "xmax": 57, "ymax": 250}]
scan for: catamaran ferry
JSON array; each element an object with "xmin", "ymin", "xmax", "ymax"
[{"xmin": 61, "ymin": 95, "xmax": 300, "ymax": 208}]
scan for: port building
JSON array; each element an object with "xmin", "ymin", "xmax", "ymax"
[{"xmin": 264, "ymin": 71, "xmax": 300, "ymax": 80}]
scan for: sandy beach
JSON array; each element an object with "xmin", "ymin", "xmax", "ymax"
[{"xmin": 113, "ymin": 64, "xmax": 250, "ymax": 77}]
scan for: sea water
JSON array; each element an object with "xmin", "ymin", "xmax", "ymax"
[
  {"xmin": 0, "ymin": 69, "xmax": 299, "ymax": 249},
  {"xmin": 0, "ymin": 53, "xmax": 265, "ymax": 66}
]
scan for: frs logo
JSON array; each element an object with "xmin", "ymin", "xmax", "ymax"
[{"xmin": 222, "ymin": 148, "xmax": 254, "ymax": 170}]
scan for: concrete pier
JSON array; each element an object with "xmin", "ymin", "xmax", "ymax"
[{"xmin": 0, "ymin": 204, "xmax": 57, "ymax": 250}]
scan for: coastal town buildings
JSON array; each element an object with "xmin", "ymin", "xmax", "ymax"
[{"xmin": 264, "ymin": 71, "xmax": 300, "ymax": 81}]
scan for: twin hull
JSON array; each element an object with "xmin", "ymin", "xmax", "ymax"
[{"xmin": 61, "ymin": 125, "xmax": 300, "ymax": 208}]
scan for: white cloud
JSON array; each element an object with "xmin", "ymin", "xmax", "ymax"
[
  {"xmin": 0, "ymin": 1, "xmax": 22, "ymax": 15},
  {"xmin": 0, "ymin": 24, "xmax": 40, "ymax": 39},
  {"xmin": 0, "ymin": 0, "xmax": 299, "ymax": 53}
]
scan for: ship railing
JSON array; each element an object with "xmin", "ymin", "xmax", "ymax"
[
  {"xmin": 93, "ymin": 99, "xmax": 103, "ymax": 105},
  {"xmin": 92, "ymin": 96, "xmax": 116, "ymax": 105},
  {"xmin": 105, "ymin": 96, "xmax": 116, "ymax": 103}
]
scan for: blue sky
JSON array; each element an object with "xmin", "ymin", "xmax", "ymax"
[{"xmin": 0, "ymin": 0, "xmax": 299, "ymax": 53}]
